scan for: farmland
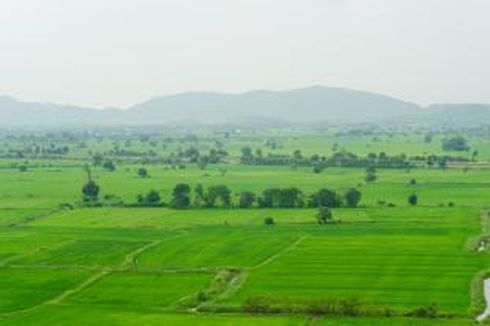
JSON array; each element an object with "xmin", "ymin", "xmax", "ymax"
[{"xmin": 0, "ymin": 127, "xmax": 489, "ymax": 325}]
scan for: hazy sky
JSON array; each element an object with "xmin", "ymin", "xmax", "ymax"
[{"xmin": 1, "ymin": 0, "xmax": 489, "ymax": 108}]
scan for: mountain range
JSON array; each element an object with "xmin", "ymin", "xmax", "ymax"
[{"xmin": 0, "ymin": 86, "xmax": 489, "ymax": 127}]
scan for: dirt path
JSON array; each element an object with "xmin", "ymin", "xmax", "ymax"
[
  {"xmin": 476, "ymin": 279, "xmax": 490, "ymax": 322},
  {"xmin": 475, "ymin": 210, "xmax": 490, "ymax": 322},
  {"xmin": 120, "ymin": 240, "xmax": 162, "ymax": 270},
  {"xmin": 250, "ymin": 236, "xmax": 303, "ymax": 270},
  {"xmin": 0, "ymin": 239, "xmax": 164, "ymax": 318},
  {"xmin": 49, "ymin": 268, "xmax": 111, "ymax": 304}
]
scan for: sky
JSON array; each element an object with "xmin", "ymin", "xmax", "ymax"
[{"xmin": 1, "ymin": 0, "xmax": 489, "ymax": 108}]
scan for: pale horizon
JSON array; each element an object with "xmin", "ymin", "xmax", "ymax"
[{"xmin": 1, "ymin": 0, "xmax": 490, "ymax": 108}]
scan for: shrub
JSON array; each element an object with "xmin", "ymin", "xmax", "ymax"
[{"xmin": 264, "ymin": 217, "xmax": 275, "ymax": 225}]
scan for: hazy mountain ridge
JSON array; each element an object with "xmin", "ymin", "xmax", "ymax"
[
  {"xmin": 129, "ymin": 86, "xmax": 420, "ymax": 123},
  {"xmin": 1, "ymin": 86, "xmax": 489, "ymax": 127}
]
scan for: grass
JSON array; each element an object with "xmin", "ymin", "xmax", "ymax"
[
  {"xmin": 0, "ymin": 130, "xmax": 489, "ymax": 325},
  {"xmin": 69, "ymin": 272, "xmax": 212, "ymax": 309},
  {"xmin": 0, "ymin": 268, "xmax": 90, "ymax": 313},
  {"xmin": 12, "ymin": 239, "xmax": 148, "ymax": 267},
  {"xmin": 136, "ymin": 229, "xmax": 297, "ymax": 270}
]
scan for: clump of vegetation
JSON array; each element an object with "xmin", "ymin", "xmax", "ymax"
[
  {"xmin": 136, "ymin": 190, "xmax": 161, "ymax": 206},
  {"xmin": 137, "ymin": 167, "xmax": 149, "ymax": 178},
  {"xmin": 170, "ymin": 183, "xmax": 191, "ymax": 209},
  {"xmin": 264, "ymin": 217, "xmax": 275, "ymax": 225},
  {"xmin": 408, "ymin": 194, "xmax": 418, "ymax": 206},
  {"xmin": 365, "ymin": 165, "xmax": 377, "ymax": 183},
  {"xmin": 442, "ymin": 136, "xmax": 470, "ymax": 151},
  {"xmin": 317, "ymin": 207, "xmax": 333, "ymax": 224},
  {"xmin": 82, "ymin": 166, "xmax": 100, "ymax": 202},
  {"xmin": 344, "ymin": 188, "xmax": 362, "ymax": 207}
]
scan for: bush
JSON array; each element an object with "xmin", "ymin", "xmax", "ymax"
[
  {"xmin": 408, "ymin": 194, "xmax": 418, "ymax": 206},
  {"xmin": 264, "ymin": 217, "xmax": 275, "ymax": 225},
  {"xmin": 405, "ymin": 303, "xmax": 438, "ymax": 318},
  {"xmin": 317, "ymin": 207, "xmax": 333, "ymax": 224}
]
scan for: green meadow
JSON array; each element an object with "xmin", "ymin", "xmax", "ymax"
[{"xmin": 0, "ymin": 129, "xmax": 489, "ymax": 325}]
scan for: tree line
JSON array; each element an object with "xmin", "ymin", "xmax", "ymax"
[{"xmin": 82, "ymin": 178, "xmax": 362, "ymax": 210}]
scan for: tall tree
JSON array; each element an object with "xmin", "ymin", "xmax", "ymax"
[
  {"xmin": 344, "ymin": 188, "xmax": 362, "ymax": 207},
  {"xmin": 171, "ymin": 183, "xmax": 191, "ymax": 209}
]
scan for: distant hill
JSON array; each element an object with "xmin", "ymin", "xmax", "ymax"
[
  {"xmin": 425, "ymin": 104, "xmax": 490, "ymax": 127},
  {"xmin": 127, "ymin": 86, "xmax": 421, "ymax": 123},
  {"xmin": 0, "ymin": 95, "xmax": 122, "ymax": 126},
  {"xmin": 0, "ymin": 86, "xmax": 489, "ymax": 127}
]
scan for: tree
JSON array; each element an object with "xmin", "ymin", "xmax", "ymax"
[
  {"xmin": 317, "ymin": 207, "xmax": 332, "ymax": 224},
  {"xmin": 137, "ymin": 190, "xmax": 161, "ymax": 205},
  {"xmin": 442, "ymin": 136, "xmax": 470, "ymax": 151},
  {"xmin": 103, "ymin": 160, "xmax": 116, "ymax": 171},
  {"xmin": 241, "ymin": 147, "xmax": 254, "ymax": 164},
  {"xmin": 293, "ymin": 149, "xmax": 302, "ymax": 161},
  {"xmin": 365, "ymin": 165, "xmax": 377, "ymax": 183},
  {"xmin": 309, "ymin": 189, "xmax": 342, "ymax": 208},
  {"xmin": 137, "ymin": 167, "xmax": 148, "ymax": 178},
  {"xmin": 206, "ymin": 185, "xmax": 232, "ymax": 208},
  {"xmin": 264, "ymin": 217, "xmax": 275, "ymax": 225},
  {"xmin": 171, "ymin": 183, "xmax": 191, "ymax": 209},
  {"xmin": 239, "ymin": 191, "xmax": 256, "ymax": 208},
  {"xmin": 193, "ymin": 184, "xmax": 205, "ymax": 207},
  {"xmin": 92, "ymin": 153, "xmax": 104, "ymax": 167},
  {"xmin": 258, "ymin": 188, "xmax": 303, "ymax": 208},
  {"xmin": 82, "ymin": 181, "xmax": 100, "ymax": 200},
  {"xmin": 82, "ymin": 165, "xmax": 99, "ymax": 201},
  {"xmin": 344, "ymin": 188, "xmax": 362, "ymax": 208},
  {"xmin": 408, "ymin": 194, "xmax": 418, "ymax": 206},
  {"xmin": 313, "ymin": 164, "xmax": 325, "ymax": 174}
]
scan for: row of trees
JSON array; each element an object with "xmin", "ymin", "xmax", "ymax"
[
  {"xmin": 135, "ymin": 184, "xmax": 362, "ymax": 209},
  {"xmin": 241, "ymin": 147, "xmax": 414, "ymax": 169},
  {"xmin": 83, "ymin": 176, "xmax": 362, "ymax": 209}
]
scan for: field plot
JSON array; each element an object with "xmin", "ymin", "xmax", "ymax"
[
  {"xmin": 0, "ymin": 230, "xmax": 71, "ymax": 264},
  {"xmin": 69, "ymin": 272, "xmax": 211, "ymax": 309},
  {"xmin": 136, "ymin": 228, "xmax": 297, "ymax": 270},
  {"xmin": 229, "ymin": 210, "xmax": 486, "ymax": 315},
  {"xmin": 0, "ymin": 208, "xmax": 48, "ymax": 227},
  {"xmin": 12, "ymin": 239, "xmax": 147, "ymax": 268},
  {"xmin": 0, "ymin": 306, "xmax": 305, "ymax": 326},
  {"xmin": 31, "ymin": 207, "xmax": 319, "ymax": 229},
  {"xmin": 0, "ymin": 128, "xmax": 489, "ymax": 325},
  {"xmin": 0, "ymin": 268, "xmax": 90, "ymax": 313}
]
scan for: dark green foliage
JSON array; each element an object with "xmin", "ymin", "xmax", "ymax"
[
  {"xmin": 442, "ymin": 136, "xmax": 470, "ymax": 151},
  {"xmin": 193, "ymin": 184, "xmax": 205, "ymax": 206},
  {"xmin": 309, "ymin": 189, "xmax": 342, "ymax": 208},
  {"xmin": 102, "ymin": 160, "xmax": 116, "ymax": 171},
  {"xmin": 137, "ymin": 168, "xmax": 148, "ymax": 178},
  {"xmin": 365, "ymin": 165, "xmax": 377, "ymax": 183},
  {"xmin": 92, "ymin": 153, "xmax": 104, "ymax": 166},
  {"xmin": 344, "ymin": 188, "xmax": 362, "ymax": 207},
  {"xmin": 82, "ymin": 181, "xmax": 100, "ymax": 200},
  {"xmin": 405, "ymin": 303, "xmax": 438, "ymax": 318},
  {"xmin": 239, "ymin": 191, "xmax": 256, "ymax": 208},
  {"xmin": 241, "ymin": 147, "xmax": 254, "ymax": 164},
  {"xmin": 171, "ymin": 183, "xmax": 191, "ymax": 209},
  {"xmin": 408, "ymin": 194, "xmax": 418, "ymax": 206},
  {"xmin": 205, "ymin": 185, "xmax": 232, "ymax": 208},
  {"xmin": 258, "ymin": 188, "xmax": 303, "ymax": 208},
  {"xmin": 317, "ymin": 207, "xmax": 332, "ymax": 224},
  {"xmin": 137, "ymin": 190, "xmax": 161, "ymax": 205},
  {"xmin": 264, "ymin": 217, "xmax": 275, "ymax": 225}
]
